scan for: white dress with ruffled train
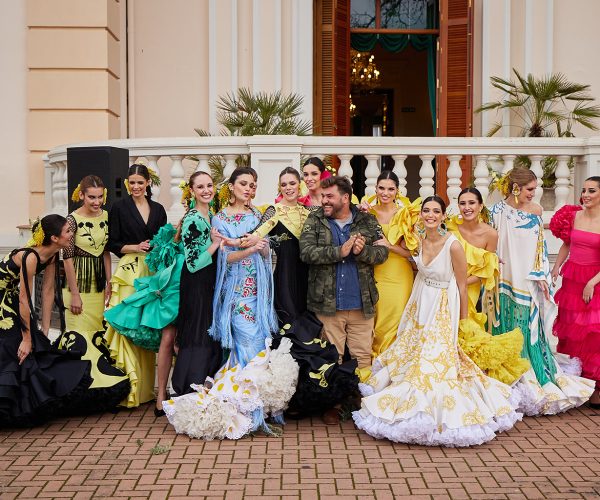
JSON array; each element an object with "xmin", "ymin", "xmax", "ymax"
[{"xmin": 353, "ymin": 235, "xmax": 522, "ymax": 447}]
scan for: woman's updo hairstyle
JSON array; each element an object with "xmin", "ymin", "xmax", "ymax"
[
  {"xmin": 376, "ymin": 170, "xmax": 399, "ymax": 188},
  {"xmin": 303, "ymin": 157, "xmax": 326, "ymax": 173},
  {"xmin": 228, "ymin": 167, "xmax": 256, "ymax": 185},
  {"xmin": 458, "ymin": 187, "xmax": 483, "ymax": 204},
  {"xmin": 36, "ymin": 214, "xmax": 68, "ymax": 246},
  {"xmin": 279, "ymin": 167, "xmax": 301, "ymax": 182},
  {"xmin": 586, "ymin": 176, "xmax": 600, "ymax": 187},
  {"xmin": 128, "ymin": 163, "xmax": 153, "ymax": 198},
  {"xmin": 421, "ymin": 195, "xmax": 447, "ymax": 213}
]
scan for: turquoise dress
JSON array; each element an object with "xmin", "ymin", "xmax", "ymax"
[
  {"xmin": 104, "ymin": 224, "xmax": 183, "ymax": 352},
  {"xmin": 209, "ymin": 208, "xmax": 278, "ymax": 367}
]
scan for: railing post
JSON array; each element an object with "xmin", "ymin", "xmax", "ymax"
[
  {"xmin": 223, "ymin": 154, "xmax": 237, "ymax": 180},
  {"xmin": 169, "ymin": 155, "xmax": 185, "ymax": 222},
  {"xmin": 392, "ymin": 154, "xmax": 408, "ymax": 197},
  {"xmin": 338, "ymin": 155, "xmax": 354, "ymax": 184},
  {"xmin": 446, "ymin": 154, "xmax": 463, "ymax": 213},
  {"xmin": 529, "ymin": 155, "xmax": 544, "ymax": 204},
  {"xmin": 418, "ymin": 155, "xmax": 435, "ymax": 199},
  {"xmin": 554, "ymin": 155, "xmax": 571, "ymax": 210},
  {"xmin": 44, "ymin": 156, "xmax": 54, "ymax": 214},
  {"xmin": 54, "ymin": 160, "xmax": 68, "ymax": 216},
  {"xmin": 473, "ymin": 155, "xmax": 489, "ymax": 202},
  {"xmin": 364, "ymin": 155, "xmax": 380, "ymax": 196},
  {"xmin": 147, "ymin": 155, "xmax": 160, "ymax": 201},
  {"xmin": 501, "ymin": 154, "xmax": 516, "ymax": 175},
  {"xmin": 196, "ymin": 154, "xmax": 211, "ymax": 174}
]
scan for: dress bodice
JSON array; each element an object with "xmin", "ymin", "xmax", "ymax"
[
  {"xmin": 414, "ymin": 235, "xmax": 456, "ymax": 284},
  {"xmin": 569, "ymin": 229, "xmax": 600, "ymax": 265}
]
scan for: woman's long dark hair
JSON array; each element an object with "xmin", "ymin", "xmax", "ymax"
[{"xmin": 128, "ymin": 164, "xmax": 153, "ymax": 198}]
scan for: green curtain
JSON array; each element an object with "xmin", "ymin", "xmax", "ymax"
[{"xmin": 350, "ymin": 33, "xmax": 436, "ymax": 134}]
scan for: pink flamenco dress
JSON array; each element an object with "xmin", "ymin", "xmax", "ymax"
[{"xmin": 551, "ymin": 205, "xmax": 600, "ymax": 389}]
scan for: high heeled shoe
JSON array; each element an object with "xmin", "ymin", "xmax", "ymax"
[{"xmin": 154, "ymin": 392, "xmax": 171, "ymax": 417}]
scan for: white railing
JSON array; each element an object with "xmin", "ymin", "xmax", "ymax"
[{"xmin": 44, "ymin": 136, "xmax": 600, "ymax": 232}]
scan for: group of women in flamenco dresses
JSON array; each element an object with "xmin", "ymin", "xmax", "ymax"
[{"xmin": 1, "ymin": 155, "xmax": 599, "ymax": 448}]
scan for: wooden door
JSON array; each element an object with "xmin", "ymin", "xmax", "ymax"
[
  {"xmin": 436, "ymin": 0, "xmax": 473, "ymax": 195},
  {"xmin": 314, "ymin": 0, "xmax": 349, "ymax": 136}
]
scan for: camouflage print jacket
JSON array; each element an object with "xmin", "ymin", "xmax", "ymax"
[{"xmin": 299, "ymin": 207, "xmax": 389, "ymax": 318}]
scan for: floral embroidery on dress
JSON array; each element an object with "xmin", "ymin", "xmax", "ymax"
[{"xmin": 233, "ymin": 302, "xmax": 256, "ymax": 323}]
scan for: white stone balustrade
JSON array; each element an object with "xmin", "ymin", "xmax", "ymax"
[{"xmin": 44, "ymin": 136, "xmax": 600, "ymax": 234}]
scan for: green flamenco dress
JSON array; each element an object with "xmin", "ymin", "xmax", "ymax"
[{"xmin": 104, "ymin": 224, "xmax": 183, "ymax": 352}]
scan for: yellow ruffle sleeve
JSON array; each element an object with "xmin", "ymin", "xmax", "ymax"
[
  {"xmin": 446, "ymin": 216, "xmax": 498, "ymax": 292},
  {"xmin": 387, "ymin": 197, "xmax": 422, "ymax": 249}
]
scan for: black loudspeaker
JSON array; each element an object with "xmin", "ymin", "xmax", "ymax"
[{"xmin": 67, "ymin": 146, "xmax": 130, "ymax": 212}]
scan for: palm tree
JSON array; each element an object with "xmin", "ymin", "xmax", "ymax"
[
  {"xmin": 194, "ymin": 88, "xmax": 312, "ymax": 183},
  {"xmin": 477, "ymin": 70, "xmax": 600, "ymax": 186}
]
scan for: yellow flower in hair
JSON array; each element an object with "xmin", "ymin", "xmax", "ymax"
[
  {"xmin": 218, "ymin": 183, "xmax": 232, "ymax": 209},
  {"xmin": 71, "ymin": 184, "xmax": 82, "ymax": 203},
  {"xmin": 124, "ymin": 179, "xmax": 131, "ymax": 195},
  {"xmin": 490, "ymin": 171, "xmax": 511, "ymax": 197},
  {"xmin": 147, "ymin": 167, "xmax": 161, "ymax": 187},
  {"xmin": 179, "ymin": 180, "xmax": 192, "ymax": 206},
  {"xmin": 26, "ymin": 217, "xmax": 45, "ymax": 247},
  {"xmin": 102, "ymin": 188, "xmax": 107, "ymax": 205}
]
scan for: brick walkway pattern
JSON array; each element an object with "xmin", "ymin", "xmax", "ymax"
[{"xmin": 1, "ymin": 404, "xmax": 600, "ymax": 499}]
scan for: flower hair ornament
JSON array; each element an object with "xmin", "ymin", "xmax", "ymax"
[
  {"xmin": 71, "ymin": 184, "xmax": 108, "ymax": 205},
  {"xmin": 490, "ymin": 171, "xmax": 512, "ymax": 197},
  {"xmin": 71, "ymin": 184, "xmax": 81, "ymax": 202},
  {"xmin": 26, "ymin": 217, "xmax": 44, "ymax": 247},
  {"xmin": 217, "ymin": 183, "xmax": 233, "ymax": 210},
  {"xmin": 147, "ymin": 167, "xmax": 161, "ymax": 187},
  {"xmin": 179, "ymin": 180, "xmax": 194, "ymax": 209}
]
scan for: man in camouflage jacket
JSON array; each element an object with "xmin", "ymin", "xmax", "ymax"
[{"xmin": 299, "ymin": 176, "xmax": 388, "ymax": 373}]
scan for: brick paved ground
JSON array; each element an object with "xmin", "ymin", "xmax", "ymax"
[{"xmin": 2, "ymin": 404, "xmax": 600, "ymax": 500}]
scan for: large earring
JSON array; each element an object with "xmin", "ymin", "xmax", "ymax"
[
  {"xmin": 512, "ymin": 185, "xmax": 520, "ymax": 205},
  {"xmin": 438, "ymin": 222, "xmax": 447, "ymax": 236},
  {"xmin": 415, "ymin": 220, "xmax": 426, "ymax": 239}
]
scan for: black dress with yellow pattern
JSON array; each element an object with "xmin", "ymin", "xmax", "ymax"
[{"xmin": 0, "ymin": 248, "xmax": 127, "ymax": 427}]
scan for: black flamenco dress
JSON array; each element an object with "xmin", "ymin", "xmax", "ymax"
[
  {"xmin": 171, "ymin": 209, "xmax": 223, "ymax": 395},
  {"xmin": 0, "ymin": 249, "xmax": 128, "ymax": 427},
  {"xmin": 255, "ymin": 204, "xmax": 359, "ymax": 417}
]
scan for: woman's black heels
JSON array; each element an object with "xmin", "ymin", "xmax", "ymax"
[{"xmin": 154, "ymin": 392, "xmax": 170, "ymax": 417}]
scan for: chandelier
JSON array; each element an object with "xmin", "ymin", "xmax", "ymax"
[{"xmin": 350, "ymin": 50, "xmax": 381, "ymax": 90}]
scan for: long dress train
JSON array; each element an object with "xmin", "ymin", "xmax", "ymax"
[
  {"xmin": 353, "ymin": 236, "xmax": 522, "ymax": 447},
  {"xmin": 490, "ymin": 200, "xmax": 594, "ymax": 415},
  {"xmin": 551, "ymin": 205, "xmax": 600, "ymax": 389}
]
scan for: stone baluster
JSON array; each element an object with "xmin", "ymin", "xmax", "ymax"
[
  {"xmin": 147, "ymin": 155, "xmax": 160, "ymax": 200},
  {"xmin": 169, "ymin": 155, "xmax": 186, "ymax": 222},
  {"xmin": 364, "ymin": 155, "xmax": 380, "ymax": 196},
  {"xmin": 554, "ymin": 155, "xmax": 571, "ymax": 210},
  {"xmin": 528, "ymin": 155, "xmax": 544, "ymax": 204},
  {"xmin": 446, "ymin": 154, "xmax": 463, "ymax": 213},
  {"xmin": 196, "ymin": 154, "xmax": 211, "ymax": 174},
  {"xmin": 473, "ymin": 155, "xmax": 489, "ymax": 202},
  {"xmin": 338, "ymin": 154, "xmax": 354, "ymax": 184},
  {"xmin": 501, "ymin": 154, "xmax": 516, "ymax": 175},
  {"xmin": 54, "ymin": 160, "xmax": 68, "ymax": 216},
  {"xmin": 418, "ymin": 155, "xmax": 435, "ymax": 199},
  {"xmin": 392, "ymin": 154, "xmax": 408, "ymax": 197},
  {"xmin": 223, "ymin": 154, "xmax": 237, "ymax": 180}
]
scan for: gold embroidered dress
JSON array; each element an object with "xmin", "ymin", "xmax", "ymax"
[{"xmin": 353, "ymin": 235, "xmax": 521, "ymax": 447}]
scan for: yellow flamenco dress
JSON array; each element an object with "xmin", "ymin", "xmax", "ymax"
[
  {"xmin": 368, "ymin": 196, "xmax": 420, "ymax": 359},
  {"xmin": 446, "ymin": 216, "xmax": 530, "ymax": 385},
  {"xmin": 58, "ymin": 211, "xmax": 130, "ymax": 402},
  {"xmin": 104, "ymin": 253, "xmax": 156, "ymax": 407}
]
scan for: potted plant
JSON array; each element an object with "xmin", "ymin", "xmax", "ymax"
[{"xmin": 477, "ymin": 69, "xmax": 600, "ymax": 201}]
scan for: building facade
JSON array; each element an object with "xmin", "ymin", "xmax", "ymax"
[{"xmin": 1, "ymin": 0, "xmax": 600, "ymax": 246}]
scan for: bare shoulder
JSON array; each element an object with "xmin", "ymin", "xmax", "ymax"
[{"xmin": 530, "ymin": 202, "xmax": 543, "ymax": 216}]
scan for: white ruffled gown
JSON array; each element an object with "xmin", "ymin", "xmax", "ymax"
[{"xmin": 353, "ymin": 235, "xmax": 522, "ymax": 447}]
